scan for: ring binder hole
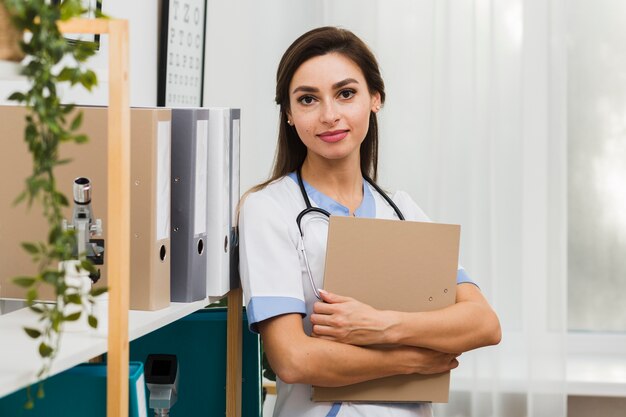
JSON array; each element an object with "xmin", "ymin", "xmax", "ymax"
[
  {"xmin": 159, "ymin": 245, "xmax": 167, "ymax": 262},
  {"xmin": 197, "ymin": 239, "xmax": 204, "ymax": 255},
  {"xmin": 428, "ymin": 296, "xmax": 433, "ymax": 301},
  {"xmin": 224, "ymin": 235, "xmax": 228, "ymax": 253}
]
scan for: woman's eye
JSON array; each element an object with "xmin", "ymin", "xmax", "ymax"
[
  {"xmin": 299, "ymin": 95, "xmax": 316, "ymax": 105},
  {"xmin": 339, "ymin": 89, "xmax": 355, "ymax": 99}
]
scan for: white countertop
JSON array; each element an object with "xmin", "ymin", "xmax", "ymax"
[{"xmin": 0, "ymin": 298, "xmax": 209, "ymax": 398}]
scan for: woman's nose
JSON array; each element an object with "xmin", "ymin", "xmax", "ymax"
[{"xmin": 320, "ymin": 101, "xmax": 340, "ymax": 125}]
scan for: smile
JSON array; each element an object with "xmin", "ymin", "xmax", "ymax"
[{"xmin": 317, "ymin": 130, "xmax": 349, "ymax": 143}]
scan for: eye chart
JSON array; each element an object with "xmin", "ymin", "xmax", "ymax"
[{"xmin": 158, "ymin": 0, "xmax": 207, "ymax": 107}]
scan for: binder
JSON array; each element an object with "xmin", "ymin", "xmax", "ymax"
[
  {"xmin": 170, "ymin": 108, "xmax": 210, "ymax": 302},
  {"xmin": 206, "ymin": 108, "xmax": 240, "ymax": 299},
  {"xmin": 312, "ymin": 216, "xmax": 459, "ymax": 403},
  {"xmin": 129, "ymin": 108, "xmax": 171, "ymax": 311},
  {"xmin": 0, "ymin": 106, "xmax": 171, "ymax": 311}
]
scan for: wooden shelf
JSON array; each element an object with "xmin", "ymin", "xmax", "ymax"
[
  {"xmin": 0, "ymin": 298, "xmax": 209, "ymax": 399},
  {"xmin": 2, "ymin": 17, "xmax": 243, "ymax": 417}
]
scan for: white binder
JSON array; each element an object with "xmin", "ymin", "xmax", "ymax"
[{"xmin": 206, "ymin": 108, "xmax": 240, "ymax": 299}]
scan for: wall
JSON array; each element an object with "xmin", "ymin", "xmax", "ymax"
[
  {"xmin": 0, "ymin": 0, "xmax": 159, "ymax": 107},
  {"xmin": 202, "ymin": 0, "xmax": 323, "ymax": 193}
]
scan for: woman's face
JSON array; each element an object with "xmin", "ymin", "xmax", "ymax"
[{"xmin": 287, "ymin": 52, "xmax": 381, "ymax": 166}]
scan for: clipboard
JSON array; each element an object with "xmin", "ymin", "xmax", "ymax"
[{"xmin": 311, "ymin": 216, "xmax": 460, "ymax": 403}]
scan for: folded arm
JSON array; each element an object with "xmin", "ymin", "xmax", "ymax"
[
  {"xmin": 259, "ymin": 313, "xmax": 459, "ymax": 387},
  {"xmin": 311, "ymin": 283, "xmax": 501, "ymax": 353}
]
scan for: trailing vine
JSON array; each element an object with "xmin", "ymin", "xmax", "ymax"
[{"xmin": 2, "ymin": 0, "xmax": 107, "ymax": 408}]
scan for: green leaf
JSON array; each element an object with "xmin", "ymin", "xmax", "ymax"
[
  {"xmin": 80, "ymin": 260, "xmax": 97, "ymax": 274},
  {"xmin": 70, "ymin": 111, "xmax": 83, "ymax": 131},
  {"xmin": 64, "ymin": 312, "xmax": 82, "ymax": 321},
  {"xmin": 21, "ymin": 242, "xmax": 39, "ymax": 255},
  {"xmin": 60, "ymin": 0, "xmax": 84, "ymax": 20},
  {"xmin": 38, "ymin": 343, "xmax": 53, "ymax": 358},
  {"xmin": 58, "ymin": 67, "xmax": 79, "ymax": 83},
  {"xmin": 88, "ymin": 315, "xmax": 98, "ymax": 329},
  {"xmin": 90, "ymin": 287, "xmax": 108, "ymax": 297},
  {"xmin": 67, "ymin": 294, "xmax": 82, "ymax": 305},
  {"xmin": 74, "ymin": 134, "xmax": 88, "ymax": 144},
  {"xmin": 13, "ymin": 276, "xmax": 36, "ymax": 288},
  {"xmin": 25, "ymin": 123, "xmax": 38, "ymax": 141},
  {"xmin": 48, "ymin": 227, "xmax": 61, "ymax": 245},
  {"xmin": 42, "ymin": 271, "xmax": 59, "ymax": 285},
  {"xmin": 52, "ymin": 315, "xmax": 61, "ymax": 332},
  {"xmin": 36, "ymin": 383, "xmax": 45, "ymax": 399},
  {"xmin": 79, "ymin": 70, "xmax": 98, "ymax": 91},
  {"xmin": 8, "ymin": 92, "xmax": 26, "ymax": 102},
  {"xmin": 24, "ymin": 328, "xmax": 41, "ymax": 339},
  {"xmin": 63, "ymin": 104, "xmax": 76, "ymax": 114},
  {"xmin": 13, "ymin": 190, "xmax": 28, "ymax": 206},
  {"xmin": 53, "ymin": 191, "xmax": 69, "ymax": 206},
  {"xmin": 26, "ymin": 288, "xmax": 37, "ymax": 304}
]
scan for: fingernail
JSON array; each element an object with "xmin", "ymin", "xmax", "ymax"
[{"xmin": 318, "ymin": 289, "xmax": 327, "ymax": 295}]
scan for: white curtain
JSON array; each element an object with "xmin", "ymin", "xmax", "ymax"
[{"xmin": 205, "ymin": 1, "xmax": 568, "ymax": 416}]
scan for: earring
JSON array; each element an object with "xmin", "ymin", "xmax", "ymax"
[
  {"xmin": 375, "ymin": 105, "xmax": 381, "ymax": 111},
  {"xmin": 287, "ymin": 120, "xmax": 293, "ymax": 126}
]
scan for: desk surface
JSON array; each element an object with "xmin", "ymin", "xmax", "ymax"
[{"xmin": 0, "ymin": 298, "xmax": 209, "ymax": 398}]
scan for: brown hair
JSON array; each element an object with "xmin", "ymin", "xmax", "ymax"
[{"xmin": 251, "ymin": 26, "xmax": 386, "ymax": 193}]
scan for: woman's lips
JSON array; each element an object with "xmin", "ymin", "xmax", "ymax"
[{"xmin": 317, "ymin": 130, "xmax": 349, "ymax": 143}]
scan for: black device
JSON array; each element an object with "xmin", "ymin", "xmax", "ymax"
[{"xmin": 145, "ymin": 354, "xmax": 179, "ymax": 417}]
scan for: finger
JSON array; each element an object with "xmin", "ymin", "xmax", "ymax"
[
  {"xmin": 310, "ymin": 313, "xmax": 334, "ymax": 327},
  {"xmin": 318, "ymin": 289, "xmax": 352, "ymax": 304},
  {"xmin": 313, "ymin": 301, "xmax": 338, "ymax": 315},
  {"xmin": 312, "ymin": 324, "xmax": 341, "ymax": 338}
]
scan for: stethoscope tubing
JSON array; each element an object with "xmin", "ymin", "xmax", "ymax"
[{"xmin": 295, "ymin": 168, "xmax": 405, "ymax": 300}]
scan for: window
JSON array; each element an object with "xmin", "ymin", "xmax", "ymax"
[{"xmin": 567, "ymin": 0, "xmax": 626, "ymax": 332}]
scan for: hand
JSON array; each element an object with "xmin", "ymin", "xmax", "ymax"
[
  {"xmin": 310, "ymin": 290, "xmax": 393, "ymax": 346},
  {"xmin": 396, "ymin": 345, "xmax": 461, "ymax": 375}
]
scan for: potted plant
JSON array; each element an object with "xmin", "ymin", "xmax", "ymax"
[{"xmin": 1, "ymin": 0, "xmax": 106, "ymax": 408}]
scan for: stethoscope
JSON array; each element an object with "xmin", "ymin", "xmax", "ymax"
[{"xmin": 295, "ymin": 167, "xmax": 405, "ymax": 300}]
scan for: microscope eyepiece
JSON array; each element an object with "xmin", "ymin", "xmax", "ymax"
[{"xmin": 73, "ymin": 177, "xmax": 92, "ymax": 204}]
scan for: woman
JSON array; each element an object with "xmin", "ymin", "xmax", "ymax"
[{"xmin": 239, "ymin": 26, "xmax": 501, "ymax": 417}]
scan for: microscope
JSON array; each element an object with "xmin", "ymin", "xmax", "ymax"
[
  {"xmin": 145, "ymin": 354, "xmax": 179, "ymax": 417},
  {"xmin": 62, "ymin": 177, "xmax": 105, "ymax": 283}
]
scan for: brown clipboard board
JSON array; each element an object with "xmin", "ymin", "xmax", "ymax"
[{"xmin": 312, "ymin": 216, "xmax": 460, "ymax": 403}]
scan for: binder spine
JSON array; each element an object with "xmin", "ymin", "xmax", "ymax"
[
  {"xmin": 170, "ymin": 109, "xmax": 209, "ymax": 303},
  {"xmin": 229, "ymin": 109, "xmax": 241, "ymax": 289},
  {"xmin": 171, "ymin": 110, "xmax": 194, "ymax": 301}
]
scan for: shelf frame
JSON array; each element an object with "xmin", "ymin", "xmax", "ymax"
[
  {"xmin": 2, "ymin": 18, "xmax": 244, "ymax": 417},
  {"xmin": 58, "ymin": 18, "xmax": 131, "ymax": 417}
]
